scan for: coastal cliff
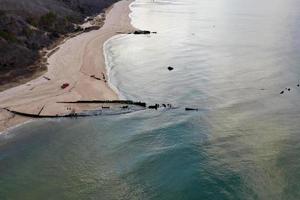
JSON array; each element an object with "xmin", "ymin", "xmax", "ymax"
[{"xmin": 0, "ymin": 0, "xmax": 118, "ymax": 90}]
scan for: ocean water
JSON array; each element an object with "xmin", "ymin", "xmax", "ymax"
[{"xmin": 1, "ymin": 0, "xmax": 300, "ymax": 199}]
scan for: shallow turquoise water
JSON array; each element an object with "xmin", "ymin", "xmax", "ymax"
[{"xmin": 2, "ymin": 0, "xmax": 300, "ymax": 199}]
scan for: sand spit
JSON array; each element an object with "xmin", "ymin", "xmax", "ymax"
[{"xmin": 0, "ymin": 0, "xmax": 136, "ymax": 133}]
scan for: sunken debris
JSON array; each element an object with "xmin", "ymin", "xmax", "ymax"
[
  {"xmin": 134, "ymin": 30, "xmax": 151, "ymax": 34},
  {"xmin": 148, "ymin": 104, "xmax": 160, "ymax": 110},
  {"xmin": 185, "ymin": 108, "xmax": 199, "ymax": 111},
  {"xmin": 130, "ymin": 30, "xmax": 157, "ymax": 35},
  {"xmin": 57, "ymin": 100, "xmax": 147, "ymax": 108}
]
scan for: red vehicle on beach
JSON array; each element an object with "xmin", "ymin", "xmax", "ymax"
[{"xmin": 61, "ymin": 83, "xmax": 69, "ymax": 89}]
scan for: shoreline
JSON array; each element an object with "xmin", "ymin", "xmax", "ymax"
[
  {"xmin": 0, "ymin": 0, "xmax": 136, "ymax": 133},
  {"xmin": 103, "ymin": 34, "xmax": 128, "ymax": 100}
]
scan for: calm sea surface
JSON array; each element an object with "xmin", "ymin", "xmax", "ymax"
[{"xmin": 2, "ymin": 0, "xmax": 300, "ymax": 199}]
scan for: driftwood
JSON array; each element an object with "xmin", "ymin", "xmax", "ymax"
[
  {"xmin": 43, "ymin": 76, "xmax": 51, "ymax": 81},
  {"xmin": 90, "ymin": 75, "xmax": 101, "ymax": 80},
  {"xmin": 3, "ymin": 99, "xmax": 203, "ymax": 119},
  {"xmin": 83, "ymin": 26, "xmax": 101, "ymax": 32}
]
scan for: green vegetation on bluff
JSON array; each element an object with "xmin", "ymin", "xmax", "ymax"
[{"xmin": 0, "ymin": 30, "xmax": 17, "ymax": 43}]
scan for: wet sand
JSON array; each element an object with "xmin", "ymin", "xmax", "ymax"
[{"xmin": 0, "ymin": 0, "xmax": 136, "ymax": 133}]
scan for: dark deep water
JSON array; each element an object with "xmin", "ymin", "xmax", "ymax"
[{"xmin": 2, "ymin": 0, "xmax": 300, "ymax": 199}]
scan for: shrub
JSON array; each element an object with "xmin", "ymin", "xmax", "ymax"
[
  {"xmin": 0, "ymin": 30, "xmax": 17, "ymax": 43},
  {"xmin": 26, "ymin": 16, "xmax": 39, "ymax": 27},
  {"xmin": 39, "ymin": 12, "xmax": 57, "ymax": 28},
  {"xmin": 0, "ymin": 10, "xmax": 5, "ymax": 16}
]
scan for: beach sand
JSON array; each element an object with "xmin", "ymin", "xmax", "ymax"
[{"xmin": 0, "ymin": 0, "xmax": 136, "ymax": 133}]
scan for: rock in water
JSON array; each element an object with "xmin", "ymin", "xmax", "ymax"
[{"xmin": 168, "ymin": 66, "xmax": 174, "ymax": 71}]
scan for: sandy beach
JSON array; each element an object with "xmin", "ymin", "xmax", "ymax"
[{"xmin": 0, "ymin": 0, "xmax": 136, "ymax": 133}]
